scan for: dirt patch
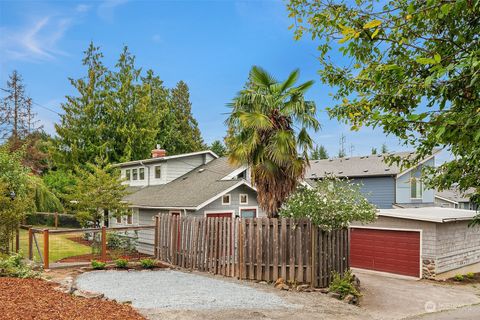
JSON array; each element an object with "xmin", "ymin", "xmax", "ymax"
[
  {"xmin": 0, "ymin": 277, "xmax": 145, "ymax": 320},
  {"xmin": 444, "ymin": 272, "xmax": 480, "ymax": 285}
]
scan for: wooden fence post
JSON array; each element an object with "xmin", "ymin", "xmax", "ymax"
[
  {"xmin": 43, "ymin": 229, "xmax": 49, "ymax": 269},
  {"xmin": 54, "ymin": 212, "xmax": 58, "ymax": 229},
  {"xmin": 15, "ymin": 226, "xmax": 20, "ymax": 253},
  {"xmin": 101, "ymin": 226, "xmax": 107, "ymax": 262},
  {"xmin": 310, "ymin": 223, "xmax": 316, "ymax": 288},
  {"xmin": 154, "ymin": 216, "xmax": 159, "ymax": 259},
  {"xmin": 28, "ymin": 228, "xmax": 33, "ymax": 260}
]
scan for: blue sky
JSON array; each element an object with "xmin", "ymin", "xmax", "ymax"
[{"xmin": 0, "ymin": 0, "xmax": 427, "ymax": 158}]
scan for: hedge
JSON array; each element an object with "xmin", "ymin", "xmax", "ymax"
[{"xmin": 26, "ymin": 212, "xmax": 81, "ymax": 228}]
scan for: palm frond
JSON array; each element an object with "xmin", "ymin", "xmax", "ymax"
[{"xmin": 250, "ymin": 66, "xmax": 277, "ymax": 87}]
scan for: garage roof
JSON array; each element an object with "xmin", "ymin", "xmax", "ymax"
[{"xmin": 378, "ymin": 207, "xmax": 479, "ymax": 223}]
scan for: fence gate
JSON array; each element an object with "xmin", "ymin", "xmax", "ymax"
[{"xmin": 154, "ymin": 214, "xmax": 349, "ymax": 287}]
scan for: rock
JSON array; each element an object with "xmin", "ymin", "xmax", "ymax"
[
  {"xmin": 327, "ymin": 292, "xmax": 341, "ymax": 300},
  {"xmin": 274, "ymin": 278, "xmax": 285, "ymax": 288},
  {"xmin": 343, "ymin": 294, "xmax": 359, "ymax": 305},
  {"xmin": 314, "ymin": 288, "xmax": 329, "ymax": 294},
  {"xmin": 122, "ymin": 301, "xmax": 132, "ymax": 305},
  {"xmin": 258, "ymin": 281, "xmax": 268, "ymax": 285},
  {"xmin": 73, "ymin": 290, "xmax": 104, "ymax": 299},
  {"xmin": 296, "ymin": 284, "xmax": 311, "ymax": 292},
  {"xmin": 276, "ymin": 283, "xmax": 290, "ymax": 291}
]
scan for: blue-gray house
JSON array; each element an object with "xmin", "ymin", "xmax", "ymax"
[{"xmin": 304, "ymin": 151, "xmax": 440, "ymax": 209}]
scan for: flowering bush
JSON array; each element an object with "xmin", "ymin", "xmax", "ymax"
[{"xmin": 280, "ymin": 176, "xmax": 376, "ymax": 230}]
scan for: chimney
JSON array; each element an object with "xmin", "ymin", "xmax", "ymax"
[{"xmin": 151, "ymin": 145, "xmax": 167, "ymax": 158}]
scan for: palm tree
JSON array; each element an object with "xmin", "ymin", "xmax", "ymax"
[{"xmin": 227, "ymin": 66, "xmax": 320, "ymax": 217}]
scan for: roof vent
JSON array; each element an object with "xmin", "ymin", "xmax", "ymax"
[
  {"xmin": 363, "ymin": 169, "xmax": 369, "ymax": 172},
  {"xmin": 377, "ymin": 154, "xmax": 382, "ymax": 157},
  {"xmin": 360, "ymin": 156, "xmax": 365, "ymax": 159},
  {"xmin": 345, "ymin": 157, "xmax": 350, "ymax": 160},
  {"xmin": 329, "ymin": 159, "xmax": 333, "ymax": 162},
  {"xmin": 198, "ymin": 168, "xmax": 205, "ymax": 173},
  {"xmin": 315, "ymin": 160, "xmax": 319, "ymax": 163},
  {"xmin": 385, "ymin": 168, "xmax": 390, "ymax": 171},
  {"xmin": 338, "ymin": 171, "xmax": 343, "ymax": 174}
]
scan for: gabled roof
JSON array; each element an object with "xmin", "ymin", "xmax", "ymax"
[
  {"xmin": 435, "ymin": 188, "xmax": 476, "ymax": 204},
  {"xmin": 306, "ymin": 150, "xmax": 439, "ymax": 179},
  {"xmin": 123, "ymin": 157, "xmax": 254, "ymax": 210},
  {"xmin": 114, "ymin": 150, "xmax": 218, "ymax": 168}
]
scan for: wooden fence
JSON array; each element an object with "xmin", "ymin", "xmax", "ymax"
[{"xmin": 154, "ymin": 215, "xmax": 349, "ymax": 287}]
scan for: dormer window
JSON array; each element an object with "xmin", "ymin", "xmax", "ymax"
[
  {"xmin": 132, "ymin": 168, "xmax": 138, "ymax": 180},
  {"xmin": 155, "ymin": 165, "xmax": 161, "ymax": 179},
  {"xmin": 139, "ymin": 168, "xmax": 145, "ymax": 180},
  {"xmin": 222, "ymin": 194, "xmax": 231, "ymax": 205},
  {"xmin": 125, "ymin": 169, "xmax": 131, "ymax": 180}
]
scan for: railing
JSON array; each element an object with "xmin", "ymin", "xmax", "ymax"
[{"xmin": 154, "ymin": 215, "xmax": 349, "ymax": 287}]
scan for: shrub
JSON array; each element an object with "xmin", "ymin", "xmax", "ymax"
[
  {"xmin": 0, "ymin": 252, "xmax": 39, "ymax": 278},
  {"xmin": 140, "ymin": 258, "xmax": 155, "ymax": 269},
  {"xmin": 466, "ymin": 272, "xmax": 475, "ymax": 279},
  {"xmin": 91, "ymin": 260, "xmax": 106, "ymax": 270},
  {"xmin": 454, "ymin": 274, "xmax": 464, "ymax": 281},
  {"xmin": 280, "ymin": 177, "xmax": 377, "ymax": 230},
  {"xmin": 329, "ymin": 270, "xmax": 360, "ymax": 299},
  {"xmin": 115, "ymin": 258, "xmax": 129, "ymax": 269}
]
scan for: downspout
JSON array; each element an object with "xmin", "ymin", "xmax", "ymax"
[{"xmin": 139, "ymin": 160, "xmax": 150, "ymax": 186}]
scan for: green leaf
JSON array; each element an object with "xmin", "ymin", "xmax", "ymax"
[
  {"xmin": 436, "ymin": 126, "xmax": 446, "ymax": 140},
  {"xmin": 434, "ymin": 53, "xmax": 441, "ymax": 64},
  {"xmin": 363, "ymin": 20, "xmax": 382, "ymax": 29},
  {"xmin": 416, "ymin": 57, "xmax": 436, "ymax": 65}
]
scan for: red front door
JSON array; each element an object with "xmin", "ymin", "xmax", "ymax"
[
  {"xmin": 350, "ymin": 228, "xmax": 421, "ymax": 277},
  {"xmin": 206, "ymin": 212, "xmax": 232, "ymax": 218}
]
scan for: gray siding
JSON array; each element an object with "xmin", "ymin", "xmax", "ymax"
[
  {"xmin": 195, "ymin": 185, "xmax": 265, "ymax": 218},
  {"xmin": 395, "ymin": 159, "xmax": 435, "ymax": 205},
  {"xmin": 352, "ymin": 177, "xmax": 395, "ymax": 209},
  {"xmin": 435, "ymin": 221, "xmax": 480, "ymax": 273}
]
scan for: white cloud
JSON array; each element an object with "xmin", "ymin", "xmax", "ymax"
[
  {"xmin": 0, "ymin": 16, "xmax": 71, "ymax": 62},
  {"xmin": 97, "ymin": 0, "xmax": 129, "ymax": 22}
]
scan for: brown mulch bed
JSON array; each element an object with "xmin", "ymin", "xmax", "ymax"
[
  {"xmin": 57, "ymin": 252, "xmax": 151, "ymax": 263},
  {"xmin": 0, "ymin": 277, "xmax": 145, "ymax": 320},
  {"xmin": 445, "ymin": 272, "xmax": 480, "ymax": 285}
]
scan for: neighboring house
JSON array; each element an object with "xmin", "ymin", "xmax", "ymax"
[
  {"xmin": 111, "ymin": 148, "xmax": 264, "ymax": 254},
  {"xmin": 305, "ymin": 151, "xmax": 439, "ymax": 209},
  {"xmin": 435, "ymin": 188, "xmax": 478, "ymax": 211}
]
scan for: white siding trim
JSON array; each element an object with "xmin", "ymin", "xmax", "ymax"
[
  {"xmin": 221, "ymin": 166, "xmax": 248, "ymax": 180},
  {"xmin": 434, "ymin": 195, "xmax": 459, "ymax": 205},
  {"xmin": 194, "ymin": 180, "xmax": 256, "ymax": 211},
  {"xmin": 349, "ymin": 225, "xmax": 423, "ymax": 279},
  {"xmin": 396, "ymin": 152, "xmax": 438, "ymax": 178}
]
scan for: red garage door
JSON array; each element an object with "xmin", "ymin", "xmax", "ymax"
[{"xmin": 350, "ymin": 228, "xmax": 420, "ymax": 277}]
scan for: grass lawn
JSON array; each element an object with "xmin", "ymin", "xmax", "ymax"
[{"xmin": 18, "ymin": 227, "xmax": 92, "ymax": 263}]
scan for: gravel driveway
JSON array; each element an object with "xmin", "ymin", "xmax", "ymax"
[{"xmin": 76, "ymin": 270, "xmax": 293, "ymax": 310}]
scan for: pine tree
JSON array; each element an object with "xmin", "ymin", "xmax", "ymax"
[
  {"xmin": 168, "ymin": 81, "xmax": 205, "ymax": 154},
  {"xmin": 1, "ymin": 71, "xmax": 40, "ymax": 139},
  {"xmin": 371, "ymin": 147, "xmax": 377, "ymax": 155},
  {"xmin": 310, "ymin": 145, "xmax": 328, "ymax": 159},
  {"xmin": 381, "ymin": 143, "xmax": 389, "ymax": 154},
  {"xmin": 209, "ymin": 140, "xmax": 227, "ymax": 157}
]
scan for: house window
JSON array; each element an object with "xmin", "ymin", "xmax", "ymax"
[
  {"xmin": 139, "ymin": 167, "xmax": 145, "ymax": 180},
  {"xmin": 116, "ymin": 215, "xmax": 122, "ymax": 224},
  {"xmin": 132, "ymin": 168, "xmax": 138, "ymax": 180},
  {"xmin": 239, "ymin": 194, "xmax": 248, "ymax": 205},
  {"xmin": 410, "ymin": 176, "xmax": 423, "ymax": 199},
  {"xmin": 125, "ymin": 169, "xmax": 131, "ymax": 180},
  {"xmin": 222, "ymin": 194, "xmax": 231, "ymax": 205},
  {"xmin": 240, "ymin": 208, "xmax": 256, "ymax": 218},
  {"xmin": 127, "ymin": 214, "xmax": 133, "ymax": 225},
  {"xmin": 155, "ymin": 165, "xmax": 161, "ymax": 179}
]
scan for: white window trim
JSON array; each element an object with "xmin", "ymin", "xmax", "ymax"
[
  {"xmin": 239, "ymin": 193, "xmax": 249, "ymax": 205},
  {"xmin": 222, "ymin": 194, "xmax": 231, "ymax": 205},
  {"xmin": 204, "ymin": 210, "xmax": 234, "ymax": 218},
  {"xmin": 139, "ymin": 167, "xmax": 145, "ymax": 180},
  {"xmin": 239, "ymin": 206, "xmax": 258, "ymax": 218},
  {"xmin": 410, "ymin": 177, "xmax": 423, "ymax": 200},
  {"xmin": 154, "ymin": 165, "xmax": 162, "ymax": 179}
]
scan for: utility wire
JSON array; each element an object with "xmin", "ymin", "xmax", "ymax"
[{"xmin": 0, "ymin": 87, "xmax": 62, "ymax": 116}]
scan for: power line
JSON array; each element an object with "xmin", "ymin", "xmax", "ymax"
[{"xmin": 0, "ymin": 87, "xmax": 62, "ymax": 116}]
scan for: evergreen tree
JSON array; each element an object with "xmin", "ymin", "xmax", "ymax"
[
  {"xmin": 168, "ymin": 81, "xmax": 204, "ymax": 154},
  {"xmin": 381, "ymin": 143, "xmax": 389, "ymax": 154},
  {"xmin": 310, "ymin": 145, "xmax": 328, "ymax": 159},
  {"xmin": 371, "ymin": 147, "xmax": 377, "ymax": 155},
  {"xmin": 209, "ymin": 140, "xmax": 227, "ymax": 157}
]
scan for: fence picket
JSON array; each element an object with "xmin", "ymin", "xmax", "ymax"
[{"xmin": 153, "ymin": 215, "xmax": 348, "ymax": 288}]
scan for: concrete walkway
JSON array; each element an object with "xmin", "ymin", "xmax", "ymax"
[
  {"xmin": 356, "ymin": 270, "xmax": 480, "ymax": 319},
  {"xmin": 406, "ymin": 304, "xmax": 480, "ymax": 320}
]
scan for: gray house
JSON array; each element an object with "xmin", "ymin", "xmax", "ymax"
[
  {"xmin": 435, "ymin": 188, "xmax": 478, "ymax": 211},
  {"xmin": 305, "ymin": 151, "xmax": 438, "ymax": 209},
  {"xmin": 111, "ymin": 148, "xmax": 264, "ymax": 254}
]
